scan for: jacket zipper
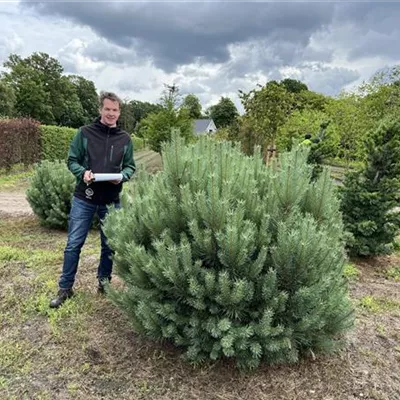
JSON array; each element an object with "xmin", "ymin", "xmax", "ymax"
[
  {"xmin": 104, "ymin": 129, "xmax": 110, "ymax": 168},
  {"xmin": 109, "ymin": 145, "xmax": 114, "ymax": 162}
]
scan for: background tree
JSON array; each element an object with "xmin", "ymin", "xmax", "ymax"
[
  {"xmin": 239, "ymin": 81, "xmax": 293, "ymax": 156},
  {"xmin": 58, "ymin": 94, "xmax": 86, "ymax": 128},
  {"xmin": 1, "ymin": 52, "xmax": 98, "ymax": 127},
  {"xmin": 277, "ymin": 108, "xmax": 336, "ymax": 152},
  {"xmin": 292, "ymin": 89, "xmax": 328, "ymax": 113},
  {"xmin": 131, "ymin": 100, "xmax": 162, "ymax": 125},
  {"xmin": 68, "ymin": 75, "xmax": 99, "ymax": 123},
  {"xmin": 182, "ymin": 94, "xmax": 202, "ymax": 119},
  {"xmin": 207, "ymin": 96, "xmax": 239, "ymax": 128},
  {"xmin": 0, "ymin": 80, "xmax": 16, "ymax": 117},
  {"xmin": 161, "ymin": 83, "xmax": 181, "ymax": 109},
  {"xmin": 325, "ymin": 95, "xmax": 364, "ymax": 162},
  {"xmin": 119, "ymin": 100, "xmax": 137, "ymax": 133},
  {"xmin": 340, "ymin": 118, "xmax": 400, "ymax": 256},
  {"xmin": 140, "ymin": 85, "xmax": 193, "ymax": 152},
  {"xmin": 119, "ymin": 100, "xmax": 163, "ymax": 135},
  {"xmin": 281, "ymin": 78, "xmax": 330, "ymax": 113},
  {"xmin": 281, "ymin": 78, "xmax": 308, "ymax": 94},
  {"xmin": 2, "ymin": 53, "xmax": 54, "ymax": 123},
  {"xmin": 353, "ymin": 66, "xmax": 400, "ymax": 143}
]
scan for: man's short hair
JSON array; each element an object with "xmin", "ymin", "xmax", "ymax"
[{"xmin": 99, "ymin": 91, "xmax": 122, "ymax": 109}]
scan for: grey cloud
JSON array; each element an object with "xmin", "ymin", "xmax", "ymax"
[
  {"xmin": 22, "ymin": 1, "xmax": 335, "ymax": 71},
  {"xmin": 299, "ymin": 63, "xmax": 360, "ymax": 95},
  {"xmin": 59, "ymin": 57, "xmax": 79, "ymax": 74},
  {"xmin": 301, "ymin": 46, "xmax": 333, "ymax": 64},
  {"xmin": 334, "ymin": 3, "xmax": 400, "ymax": 61},
  {"xmin": 17, "ymin": 1, "xmax": 400, "ymax": 100},
  {"xmin": 335, "ymin": 2, "xmax": 399, "ymax": 33},
  {"xmin": 0, "ymin": 33, "xmax": 24, "ymax": 65},
  {"xmin": 179, "ymin": 82, "xmax": 210, "ymax": 96},
  {"xmin": 179, "ymin": 61, "xmax": 360, "ymax": 106},
  {"xmin": 348, "ymin": 30, "xmax": 400, "ymax": 61},
  {"xmin": 56, "ymin": 41, "xmax": 88, "ymax": 74},
  {"xmin": 116, "ymin": 78, "xmax": 159, "ymax": 94},
  {"xmin": 83, "ymin": 39, "xmax": 140, "ymax": 66}
]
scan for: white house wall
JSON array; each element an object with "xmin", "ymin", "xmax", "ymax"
[{"xmin": 206, "ymin": 120, "xmax": 217, "ymax": 133}]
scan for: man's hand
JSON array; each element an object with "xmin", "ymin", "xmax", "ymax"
[
  {"xmin": 109, "ymin": 179, "xmax": 121, "ymax": 185},
  {"xmin": 83, "ymin": 170, "xmax": 94, "ymax": 185}
]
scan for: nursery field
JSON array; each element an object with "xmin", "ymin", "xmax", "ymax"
[
  {"xmin": 0, "ymin": 153, "xmax": 399, "ymax": 400},
  {"xmin": 1, "ymin": 214, "xmax": 400, "ymax": 400}
]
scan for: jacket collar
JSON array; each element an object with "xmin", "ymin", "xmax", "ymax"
[{"xmin": 93, "ymin": 117, "xmax": 121, "ymax": 134}]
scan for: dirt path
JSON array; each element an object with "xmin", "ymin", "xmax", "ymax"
[
  {"xmin": 0, "ymin": 150, "xmax": 162, "ymax": 217},
  {"xmin": 0, "ymin": 191, "xmax": 32, "ymax": 216}
]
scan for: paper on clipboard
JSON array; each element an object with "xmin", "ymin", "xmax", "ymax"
[{"xmin": 93, "ymin": 173, "xmax": 123, "ymax": 182}]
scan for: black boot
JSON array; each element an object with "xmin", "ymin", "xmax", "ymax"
[
  {"xmin": 98, "ymin": 277, "xmax": 111, "ymax": 294},
  {"xmin": 49, "ymin": 288, "xmax": 74, "ymax": 308}
]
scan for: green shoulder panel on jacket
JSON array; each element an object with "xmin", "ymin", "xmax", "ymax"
[
  {"xmin": 121, "ymin": 139, "xmax": 136, "ymax": 182},
  {"xmin": 67, "ymin": 129, "xmax": 87, "ymax": 182}
]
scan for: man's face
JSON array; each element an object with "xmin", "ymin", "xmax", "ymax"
[{"xmin": 100, "ymin": 99, "xmax": 120, "ymax": 127}]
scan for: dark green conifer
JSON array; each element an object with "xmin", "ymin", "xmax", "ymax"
[{"xmin": 340, "ymin": 119, "xmax": 400, "ymax": 256}]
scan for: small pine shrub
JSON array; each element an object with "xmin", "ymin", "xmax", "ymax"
[{"xmin": 26, "ymin": 160, "xmax": 75, "ymax": 229}]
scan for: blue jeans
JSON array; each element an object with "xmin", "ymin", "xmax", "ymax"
[{"xmin": 58, "ymin": 197, "xmax": 120, "ymax": 290}]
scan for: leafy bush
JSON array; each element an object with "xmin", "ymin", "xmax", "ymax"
[
  {"xmin": 132, "ymin": 135, "xmax": 146, "ymax": 151},
  {"xmin": 0, "ymin": 118, "xmax": 41, "ymax": 170},
  {"xmin": 26, "ymin": 160, "xmax": 75, "ymax": 229},
  {"xmin": 340, "ymin": 119, "xmax": 400, "ymax": 256},
  {"xmin": 40, "ymin": 125, "xmax": 77, "ymax": 161},
  {"xmin": 140, "ymin": 106, "xmax": 193, "ymax": 152},
  {"xmin": 103, "ymin": 135, "xmax": 354, "ymax": 370},
  {"xmin": 277, "ymin": 109, "xmax": 339, "ymax": 153}
]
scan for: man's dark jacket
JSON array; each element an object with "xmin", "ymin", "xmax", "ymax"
[{"xmin": 67, "ymin": 118, "xmax": 136, "ymax": 205}]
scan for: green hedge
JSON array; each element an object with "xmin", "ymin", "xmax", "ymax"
[
  {"xmin": 41, "ymin": 127, "xmax": 146, "ymax": 161},
  {"xmin": 40, "ymin": 125, "xmax": 77, "ymax": 161}
]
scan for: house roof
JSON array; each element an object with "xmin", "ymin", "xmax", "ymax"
[{"xmin": 193, "ymin": 119, "xmax": 213, "ymax": 133}]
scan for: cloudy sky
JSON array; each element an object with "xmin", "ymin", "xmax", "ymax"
[{"xmin": 1, "ymin": 1, "xmax": 399, "ymax": 111}]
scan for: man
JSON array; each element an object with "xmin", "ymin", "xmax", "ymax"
[
  {"xmin": 50, "ymin": 91, "xmax": 136, "ymax": 308},
  {"xmin": 300, "ymin": 133, "xmax": 313, "ymax": 146}
]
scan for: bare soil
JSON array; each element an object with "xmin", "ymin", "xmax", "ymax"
[{"xmin": 0, "ymin": 192, "xmax": 33, "ymax": 216}]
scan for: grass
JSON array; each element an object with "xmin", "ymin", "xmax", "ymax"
[
  {"xmin": 324, "ymin": 157, "xmax": 363, "ymax": 170},
  {"xmin": 343, "ymin": 263, "xmax": 360, "ymax": 280},
  {"xmin": 385, "ymin": 266, "xmax": 400, "ymax": 282},
  {"xmin": 0, "ymin": 171, "xmax": 31, "ymax": 187},
  {"xmin": 0, "ymin": 164, "xmax": 32, "ymax": 190},
  {"xmin": 359, "ymin": 295, "xmax": 400, "ymax": 314}
]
